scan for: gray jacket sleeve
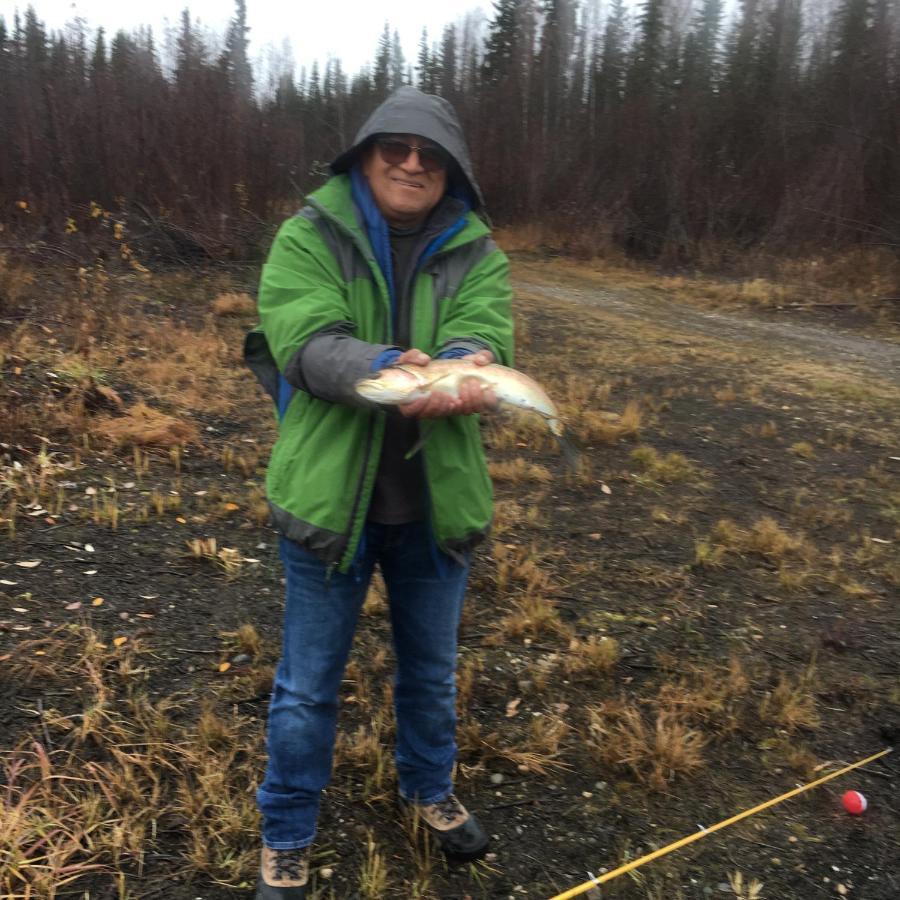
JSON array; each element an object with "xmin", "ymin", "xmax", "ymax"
[
  {"xmin": 436, "ymin": 337, "xmax": 492, "ymax": 357},
  {"xmin": 284, "ymin": 323, "xmax": 400, "ymax": 405}
]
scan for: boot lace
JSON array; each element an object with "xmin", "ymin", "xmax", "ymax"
[{"xmin": 272, "ymin": 847, "xmax": 308, "ymax": 881}]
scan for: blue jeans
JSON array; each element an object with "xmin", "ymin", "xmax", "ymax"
[{"xmin": 256, "ymin": 521, "xmax": 470, "ymax": 849}]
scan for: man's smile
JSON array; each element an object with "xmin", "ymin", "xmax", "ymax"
[{"xmin": 391, "ymin": 176, "xmax": 424, "ymax": 189}]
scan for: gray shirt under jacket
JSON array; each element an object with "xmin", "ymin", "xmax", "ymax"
[{"xmin": 367, "ymin": 221, "xmax": 429, "ymax": 525}]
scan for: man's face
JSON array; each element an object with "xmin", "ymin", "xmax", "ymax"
[{"xmin": 361, "ymin": 134, "xmax": 449, "ymax": 228}]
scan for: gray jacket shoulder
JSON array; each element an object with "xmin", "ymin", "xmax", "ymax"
[
  {"xmin": 430, "ymin": 235, "xmax": 500, "ymax": 303},
  {"xmin": 294, "ymin": 205, "xmax": 372, "ymax": 283}
]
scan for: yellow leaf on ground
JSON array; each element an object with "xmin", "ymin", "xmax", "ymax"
[
  {"xmin": 224, "ymin": 502, "xmax": 240, "ymax": 511},
  {"xmin": 218, "ymin": 662, "xmax": 231, "ymax": 673},
  {"xmin": 505, "ymin": 698, "xmax": 522, "ymax": 718},
  {"xmin": 113, "ymin": 636, "xmax": 128, "ymax": 647},
  {"xmin": 92, "ymin": 597, "xmax": 105, "ymax": 607}
]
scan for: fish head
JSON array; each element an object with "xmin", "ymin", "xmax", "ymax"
[{"xmin": 355, "ymin": 365, "xmax": 426, "ymax": 404}]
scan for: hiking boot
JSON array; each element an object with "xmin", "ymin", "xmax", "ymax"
[
  {"xmin": 402, "ymin": 793, "xmax": 489, "ymax": 862},
  {"xmin": 255, "ymin": 846, "xmax": 310, "ymax": 899}
]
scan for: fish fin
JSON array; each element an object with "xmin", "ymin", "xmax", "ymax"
[
  {"xmin": 404, "ymin": 421, "xmax": 437, "ymax": 460},
  {"xmin": 423, "ymin": 372, "xmax": 459, "ymax": 391}
]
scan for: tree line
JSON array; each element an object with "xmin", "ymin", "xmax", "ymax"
[{"xmin": 1, "ymin": 0, "xmax": 898, "ymax": 263}]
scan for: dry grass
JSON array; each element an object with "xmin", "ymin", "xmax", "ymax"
[
  {"xmin": 728, "ymin": 870, "xmax": 764, "ymax": 900},
  {"xmin": 492, "ymin": 498, "xmax": 541, "ymax": 534},
  {"xmin": 362, "ymin": 572, "xmax": 388, "ymax": 617},
  {"xmin": 458, "ymin": 722, "xmax": 570, "ymax": 776},
  {"xmin": 661, "ymin": 274, "xmax": 747, "ymax": 306},
  {"xmin": 0, "ymin": 251, "xmax": 36, "ymax": 308},
  {"xmin": 656, "ymin": 658, "xmax": 750, "ymax": 735},
  {"xmin": 790, "ymin": 440, "xmax": 816, "ymax": 459},
  {"xmin": 484, "ymin": 542, "xmax": 571, "ymax": 643},
  {"xmin": 358, "ymin": 831, "xmax": 390, "ymax": 898},
  {"xmin": 586, "ymin": 702, "xmax": 706, "ymax": 791},
  {"xmin": 211, "ymin": 291, "xmax": 256, "ymax": 317},
  {"xmin": 698, "ymin": 516, "xmax": 815, "ymax": 567},
  {"xmin": 629, "ymin": 446, "xmax": 698, "ymax": 484},
  {"xmin": 487, "ymin": 591, "xmax": 570, "ymax": 643},
  {"xmin": 90, "ymin": 400, "xmax": 200, "ymax": 448},
  {"xmin": 759, "ymin": 668, "xmax": 821, "ymax": 732},
  {"xmin": 128, "ymin": 321, "xmax": 237, "ymax": 416},
  {"xmin": 2, "ymin": 624, "xmax": 264, "ymax": 896},
  {"xmin": 5, "ymin": 255, "xmax": 898, "ymax": 897},
  {"xmin": 525, "ymin": 714, "xmax": 570, "ymax": 758},
  {"xmin": 494, "ymin": 221, "xmax": 626, "ymax": 261},
  {"xmin": 335, "ymin": 704, "xmax": 395, "ymax": 801},
  {"xmin": 744, "ymin": 517, "xmax": 814, "ymax": 561},
  {"xmin": 562, "ymin": 635, "xmax": 620, "ymax": 679},
  {"xmin": 489, "ymin": 542, "xmax": 553, "ymax": 596},
  {"xmin": 488, "ymin": 458, "xmax": 553, "ymax": 484},
  {"xmin": 485, "ymin": 414, "xmax": 555, "ymax": 453},
  {"xmin": 456, "ymin": 652, "xmax": 483, "ymax": 714},
  {"xmin": 571, "ymin": 400, "xmax": 642, "ymax": 445}
]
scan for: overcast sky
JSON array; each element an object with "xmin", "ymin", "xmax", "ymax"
[{"xmin": 0, "ymin": 0, "xmax": 498, "ymax": 75}]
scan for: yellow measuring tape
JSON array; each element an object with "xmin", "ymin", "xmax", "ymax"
[{"xmin": 550, "ymin": 747, "xmax": 893, "ymax": 900}]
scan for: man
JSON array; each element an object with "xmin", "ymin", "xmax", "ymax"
[{"xmin": 245, "ymin": 86, "xmax": 514, "ymax": 899}]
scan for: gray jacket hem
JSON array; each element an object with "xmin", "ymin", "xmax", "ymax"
[{"xmin": 269, "ymin": 502, "xmax": 347, "ymax": 565}]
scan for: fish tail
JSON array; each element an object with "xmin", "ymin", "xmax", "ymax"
[
  {"xmin": 557, "ymin": 432, "xmax": 582, "ymax": 473},
  {"xmin": 549, "ymin": 419, "xmax": 582, "ymax": 472}
]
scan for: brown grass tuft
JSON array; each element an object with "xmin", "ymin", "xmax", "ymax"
[
  {"xmin": 211, "ymin": 291, "xmax": 256, "ymax": 317},
  {"xmin": 760, "ymin": 668, "xmax": 821, "ymax": 731},
  {"xmin": 656, "ymin": 657, "xmax": 750, "ymax": 735},
  {"xmin": 572, "ymin": 400, "xmax": 642, "ymax": 445},
  {"xmin": 488, "ymin": 458, "xmax": 553, "ymax": 484},
  {"xmin": 90, "ymin": 401, "xmax": 199, "ymax": 447},
  {"xmin": 563, "ymin": 635, "xmax": 620, "ymax": 678},
  {"xmin": 586, "ymin": 702, "xmax": 706, "ymax": 790},
  {"xmin": 630, "ymin": 446, "xmax": 698, "ymax": 484},
  {"xmin": 700, "ymin": 516, "xmax": 815, "ymax": 565}
]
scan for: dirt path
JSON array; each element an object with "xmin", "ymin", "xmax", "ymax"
[{"xmin": 515, "ymin": 273, "xmax": 900, "ymax": 386}]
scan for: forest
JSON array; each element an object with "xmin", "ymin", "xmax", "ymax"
[{"xmin": 1, "ymin": 0, "xmax": 898, "ymax": 265}]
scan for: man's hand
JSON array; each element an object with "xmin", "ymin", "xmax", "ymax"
[
  {"xmin": 456, "ymin": 350, "xmax": 497, "ymax": 415},
  {"xmin": 397, "ymin": 348, "xmax": 497, "ymax": 419}
]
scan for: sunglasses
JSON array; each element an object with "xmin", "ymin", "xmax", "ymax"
[{"xmin": 375, "ymin": 137, "xmax": 450, "ymax": 173}]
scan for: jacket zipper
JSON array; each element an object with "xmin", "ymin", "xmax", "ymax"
[{"xmin": 429, "ymin": 269, "xmax": 440, "ymax": 348}]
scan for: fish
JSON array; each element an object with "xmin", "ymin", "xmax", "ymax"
[{"xmin": 355, "ymin": 359, "xmax": 580, "ymax": 469}]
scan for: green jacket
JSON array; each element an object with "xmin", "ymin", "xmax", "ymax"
[{"xmin": 245, "ymin": 174, "xmax": 514, "ymax": 571}]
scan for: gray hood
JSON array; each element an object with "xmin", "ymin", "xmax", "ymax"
[{"xmin": 330, "ymin": 86, "xmax": 485, "ymax": 212}]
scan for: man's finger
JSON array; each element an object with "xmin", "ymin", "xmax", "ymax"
[
  {"xmin": 397, "ymin": 348, "xmax": 431, "ymax": 367},
  {"xmin": 466, "ymin": 350, "xmax": 495, "ymax": 366},
  {"xmin": 419, "ymin": 392, "xmax": 459, "ymax": 418},
  {"xmin": 399, "ymin": 396, "xmax": 428, "ymax": 417}
]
